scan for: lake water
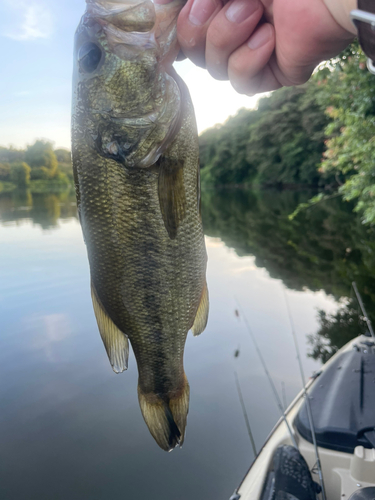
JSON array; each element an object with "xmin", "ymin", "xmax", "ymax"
[{"xmin": 0, "ymin": 188, "xmax": 372, "ymax": 500}]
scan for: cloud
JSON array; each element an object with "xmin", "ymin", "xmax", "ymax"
[
  {"xmin": 4, "ymin": 2, "xmax": 53, "ymax": 41},
  {"xmin": 26, "ymin": 313, "xmax": 72, "ymax": 363}
]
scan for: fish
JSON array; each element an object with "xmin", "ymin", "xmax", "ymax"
[{"xmin": 71, "ymin": 0, "xmax": 209, "ymax": 451}]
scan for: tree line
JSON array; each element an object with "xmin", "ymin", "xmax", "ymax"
[
  {"xmin": 0, "ymin": 140, "xmax": 72, "ymax": 191},
  {"xmin": 200, "ymin": 42, "xmax": 375, "ymax": 224},
  {"xmin": 2, "ymin": 41, "xmax": 373, "ymax": 221}
]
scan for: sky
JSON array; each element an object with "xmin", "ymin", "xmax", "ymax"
[{"xmin": 0, "ymin": 0, "xmax": 261, "ymax": 150}]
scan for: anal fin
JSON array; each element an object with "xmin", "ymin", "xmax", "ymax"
[
  {"xmin": 191, "ymin": 282, "xmax": 209, "ymax": 336},
  {"xmin": 91, "ymin": 283, "xmax": 129, "ymax": 374}
]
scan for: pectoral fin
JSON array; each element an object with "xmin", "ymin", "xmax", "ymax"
[
  {"xmin": 191, "ymin": 282, "xmax": 209, "ymax": 336},
  {"xmin": 91, "ymin": 283, "xmax": 129, "ymax": 374},
  {"xmin": 158, "ymin": 157, "xmax": 186, "ymax": 240}
]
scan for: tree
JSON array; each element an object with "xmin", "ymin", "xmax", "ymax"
[
  {"xmin": 25, "ymin": 140, "xmax": 58, "ymax": 178},
  {"xmin": 313, "ymin": 42, "xmax": 375, "ymax": 223},
  {"xmin": 0, "ymin": 163, "xmax": 10, "ymax": 181},
  {"xmin": 0, "ymin": 146, "xmax": 25, "ymax": 164},
  {"xmin": 10, "ymin": 162, "xmax": 31, "ymax": 188},
  {"xmin": 200, "ymin": 109, "xmax": 258, "ymax": 186},
  {"xmin": 199, "ymin": 86, "xmax": 330, "ymax": 188},
  {"xmin": 54, "ymin": 149, "xmax": 71, "ymax": 164},
  {"xmin": 54, "ymin": 148, "xmax": 73, "ymax": 181},
  {"xmin": 308, "ymin": 300, "xmax": 368, "ymax": 364},
  {"xmin": 247, "ymin": 86, "xmax": 330, "ymax": 187}
]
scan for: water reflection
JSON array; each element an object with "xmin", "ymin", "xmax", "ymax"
[
  {"xmin": 0, "ymin": 188, "xmax": 373, "ymax": 500},
  {"xmin": 201, "ymin": 189, "xmax": 375, "ymax": 361},
  {"xmin": 1, "ymin": 187, "xmax": 373, "ymax": 364},
  {"xmin": 0, "ymin": 190, "xmax": 77, "ymax": 229}
]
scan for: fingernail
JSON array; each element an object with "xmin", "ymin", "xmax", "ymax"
[
  {"xmin": 248, "ymin": 25, "xmax": 272, "ymax": 50},
  {"xmin": 189, "ymin": 0, "xmax": 216, "ymax": 26},
  {"xmin": 225, "ymin": 0, "xmax": 259, "ymax": 24}
]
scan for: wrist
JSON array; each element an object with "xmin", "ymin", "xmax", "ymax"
[{"xmin": 324, "ymin": 0, "xmax": 358, "ymax": 35}]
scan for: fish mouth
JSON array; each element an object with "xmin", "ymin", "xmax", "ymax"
[
  {"xmin": 83, "ymin": 0, "xmax": 186, "ymax": 68},
  {"xmin": 86, "ymin": 0, "xmax": 157, "ymax": 33}
]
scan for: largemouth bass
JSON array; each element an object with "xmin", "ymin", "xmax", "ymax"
[{"xmin": 72, "ymin": 0, "xmax": 209, "ymax": 451}]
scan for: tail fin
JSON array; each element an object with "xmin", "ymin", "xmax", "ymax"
[{"xmin": 138, "ymin": 378, "xmax": 190, "ymax": 452}]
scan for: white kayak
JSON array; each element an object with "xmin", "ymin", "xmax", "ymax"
[{"xmin": 230, "ymin": 335, "xmax": 375, "ymax": 500}]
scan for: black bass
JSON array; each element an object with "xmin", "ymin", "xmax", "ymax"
[{"xmin": 72, "ymin": 0, "xmax": 209, "ymax": 451}]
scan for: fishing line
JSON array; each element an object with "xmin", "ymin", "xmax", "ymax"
[
  {"xmin": 234, "ymin": 297, "xmax": 298, "ymax": 450},
  {"xmin": 352, "ymin": 281, "xmax": 375, "ymax": 339},
  {"xmin": 281, "ymin": 381, "xmax": 287, "ymax": 412},
  {"xmin": 234, "ymin": 370, "xmax": 257, "ymax": 457},
  {"xmin": 282, "ymin": 288, "xmax": 327, "ymax": 500}
]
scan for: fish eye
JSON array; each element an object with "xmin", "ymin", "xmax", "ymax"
[{"xmin": 78, "ymin": 42, "xmax": 102, "ymax": 74}]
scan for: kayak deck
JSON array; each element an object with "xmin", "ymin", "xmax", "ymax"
[{"xmin": 233, "ymin": 335, "xmax": 375, "ymax": 500}]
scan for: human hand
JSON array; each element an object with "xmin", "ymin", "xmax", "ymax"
[{"xmin": 168, "ymin": 0, "xmax": 357, "ymax": 95}]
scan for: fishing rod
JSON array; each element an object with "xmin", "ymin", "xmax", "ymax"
[
  {"xmin": 283, "ymin": 289, "xmax": 327, "ymax": 500},
  {"xmin": 234, "ymin": 297, "xmax": 298, "ymax": 450},
  {"xmin": 352, "ymin": 281, "xmax": 375, "ymax": 340},
  {"xmin": 281, "ymin": 381, "xmax": 287, "ymax": 412},
  {"xmin": 234, "ymin": 370, "xmax": 257, "ymax": 457}
]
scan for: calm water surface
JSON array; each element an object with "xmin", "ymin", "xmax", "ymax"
[{"xmin": 0, "ymin": 189, "xmax": 371, "ymax": 500}]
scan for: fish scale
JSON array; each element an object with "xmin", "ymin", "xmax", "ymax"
[{"xmin": 72, "ymin": 0, "xmax": 208, "ymax": 451}]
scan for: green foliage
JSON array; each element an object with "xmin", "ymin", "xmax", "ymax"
[
  {"xmin": 0, "ymin": 163, "xmax": 11, "ymax": 182},
  {"xmin": 308, "ymin": 300, "xmax": 367, "ymax": 363},
  {"xmin": 54, "ymin": 148, "xmax": 73, "ymax": 181},
  {"xmin": 199, "ymin": 85, "xmax": 331, "ymax": 188},
  {"xmin": 288, "ymin": 193, "xmax": 343, "ymax": 220},
  {"xmin": 30, "ymin": 173, "xmax": 70, "ymax": 194},
  {"xmin": 311, "ymin": 41, "xmax": 375, "ymax": 223},
  {"xmin": 54, "ymin": 148, "xmax": 71, "ymax": 163},
  {"xmin": 200, "ymin": 109, "xmax": 258, "ymax": 186},
  {"xmin": 0, "ymin": 182, "xmax": 16, "ymax": 193},
  {"xmin": 201, "ymin": 188, "xmax": 375, "ymax": 362},
  {"xmin": 199, "ymin": 41, "xmax": 375, "ymax": 213},
  {"xmin": 0, "ymin": 146, "xmax": 25, "ymax": 164},
  {"xmin": 30, "ymin": 166, "xmax": 52, "ymax": 180},
  {"xmin": 0, "ymin": 190, "xmax": 78, "ymax": 229},
  {"xmin": 248, "ymin": 86, "xmax": 329, "ymax": 186},
  {"xmin": 0, "ymin": 141, "xmax": 73, "ymax": 188},
  {"xmin": 10, "ymin": 162, "xmax": 31, "ymax": 188},
  {"xmin": 24, "ymin": 140, "xmax": 58, "ymax": 177},
  {"xmin": 56, "ymin": 161, "xmax": 74, "ymax": 181}
]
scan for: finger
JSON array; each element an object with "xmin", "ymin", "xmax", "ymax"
[
  {"xmin": 242, "ymin": 65, "xmax": 282, "ymax": 96},
  {"xmin": 177, "ymin": 0, "xmax": 223, "ymax": 68},
  {"xmin": 205, "ymin": 0, "xmax": 264, "ymax": 80},
  {"xmin": 228, "ymin": 23, "xmax": 278, "ymax": 95}
]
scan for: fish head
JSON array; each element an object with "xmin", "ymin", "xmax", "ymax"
[{"xmin": 72, "ymin": 0, "xmax": 186, "ymax": 168}]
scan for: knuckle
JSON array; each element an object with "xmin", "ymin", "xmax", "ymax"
[
  {"xmin": 230, "ymin": 72, "xmax": 262, "ymax": 96},
  {"xmin": 207, "ymin": 64, "xmax": 228, "ymax": 81},
  {"xmin": 228, "ymin": 52, "xmax": 247, "ymax": 78},
  {"xmin": 207, "ymin": 23, "xmax": 229, "ymax": 52},
  {"xmin": 230, "ymin": 79, "xmax": 249, "ymax": 95},
  {"xmin": 179, "ymin": 34, "xmax": 198, "ymax": 50}
]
